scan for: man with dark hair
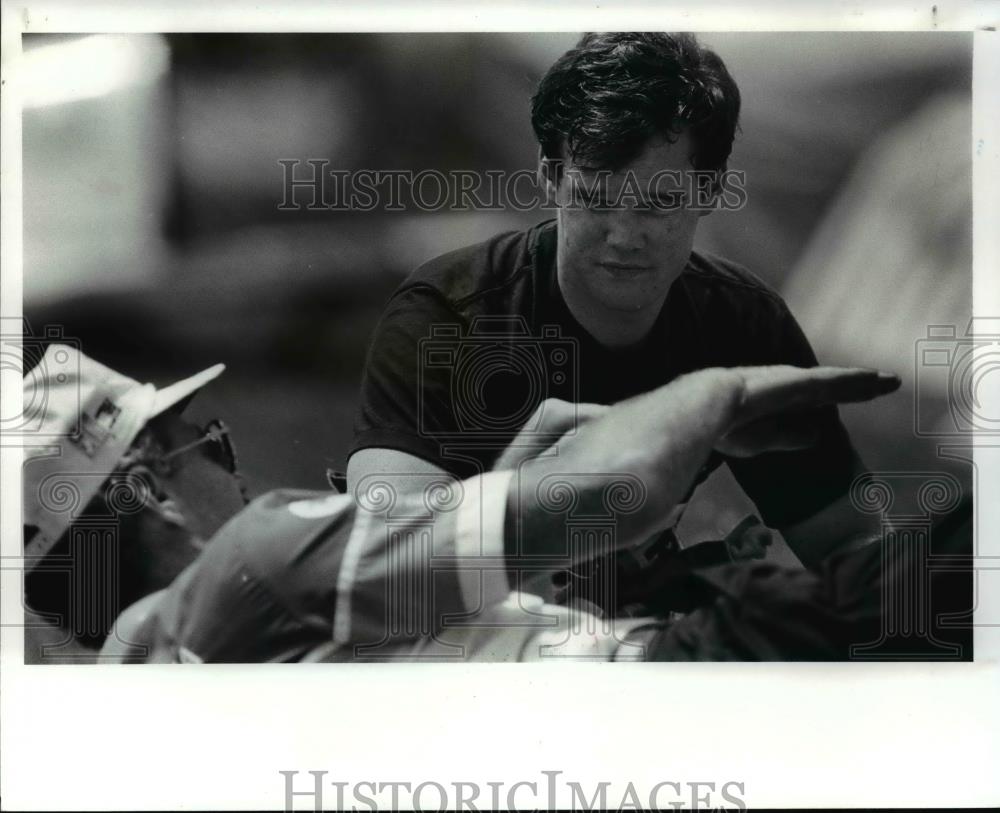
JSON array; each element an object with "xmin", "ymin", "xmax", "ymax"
[
  {"xmin": 532, "ymin": 32, "xmax": 739, "ymax": 177},
  {"xmin": 348, "ymin": 32, "xmax": 878, "ymax": 573}
]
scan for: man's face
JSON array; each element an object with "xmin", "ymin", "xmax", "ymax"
[
  {"xmin": 124, "ymin": 411, "xmax": 248, "ymax": 591},
  {"xmin": 547, "ymin": 131, "xmax": 706, "ymax": 314}
]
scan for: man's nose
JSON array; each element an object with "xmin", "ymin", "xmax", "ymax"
[{"xmin": 604, "ymin": 209, "xmax": 645, "ymax": 252}]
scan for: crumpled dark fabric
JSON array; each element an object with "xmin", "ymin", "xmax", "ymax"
[
  {"xmin": 644, "ymin": 500, "xmax": 973, "ymax": 661},
  {"xmin": 554, "ymin": 517, "xmax": 777, "ymax": 619},
  {"xmin": 646, "ymin": 547, "xmax": 882, "ymax": 660}
]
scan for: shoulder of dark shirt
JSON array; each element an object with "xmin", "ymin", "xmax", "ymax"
[
  {"xmin": 385, "ymin": 221, "xmax": 550, "ymax": 314},
  {"xmin": 382, "ymin": 225, "xmax": 790, "ymax": 323},
  {"xmin": 681, "ymin": 249, "xmax": 787, "ymax": 308},
  {"xmin": 680, "ymin": 249, "xmax": 816, "ymax": 367}
]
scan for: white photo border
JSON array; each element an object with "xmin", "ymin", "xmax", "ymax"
[{"xmin": 2, "ymin": 2, "xmax": 998, "ymax": 809}]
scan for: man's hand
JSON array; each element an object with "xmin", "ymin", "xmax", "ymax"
[
  {"xmin": 506, "ymin": 365, "xmax": 900, "ymax": 563},
  {"xmin": 492, "ymin": 398, "xmax": 609, "ymax": 471},
  {"xmin": 715, "ymin": 365, "xmax": 900, "ymax": 457}
]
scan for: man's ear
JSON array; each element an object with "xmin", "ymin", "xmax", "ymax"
[
  {"xmin": 537, "ymin": 147, "xmax": 562, "ymax": 201},
  {"xmin": 146, "ymin": 494, "xmax": 188, "ymax": 529},
  {"xmin": 691, "ymin": 167, "xmax": 721, "ymax": 218},
  {"xmin": 121, "ymin": 463, "xmax": 187, "ymax": 529}
]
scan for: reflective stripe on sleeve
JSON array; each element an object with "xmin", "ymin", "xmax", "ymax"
[{"xmin": 454, "ymin": 470, "xmax": 514, "ymax": 615}]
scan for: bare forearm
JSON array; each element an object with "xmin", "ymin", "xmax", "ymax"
[{"xmin": 505, "ymin": 369, "xmax": 744, "ymax": 561}]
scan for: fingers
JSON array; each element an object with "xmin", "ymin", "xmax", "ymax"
[
  {"xmin": 492, "ymin": 399, "xmax": 610, "ymax": 471},
  {"xmin": 735, "ymin": 366, "xmax": 900, "ymax": 426},
  {"xmin": 525, "ymin": 398, "xmax": 609, "ymax": 439},
  {"xmin": 716, "ymin": 412, "xmax": 822, "ymax": 458},
  {"xmin": 575, "ymin": 402, "xmax": 612, "ymax": 424}
]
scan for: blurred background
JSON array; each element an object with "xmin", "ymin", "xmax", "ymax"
[{"xmin": 21, "ymin": 32, "xmax": 973, "ymax": 519}]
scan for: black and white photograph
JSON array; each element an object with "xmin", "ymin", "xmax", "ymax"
[{"xmin": 2, "ymin": 2, "xmax": 998, "ymax": 810}]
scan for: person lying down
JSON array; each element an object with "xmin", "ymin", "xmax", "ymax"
[{"xmin": 24, "ymin": 345, "xmax": 944, "ymax": 663}]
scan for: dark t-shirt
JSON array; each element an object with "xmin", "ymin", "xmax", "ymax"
[{"xmin": 351, "ymin": 219, "xmax": 860, "ymax": 529}]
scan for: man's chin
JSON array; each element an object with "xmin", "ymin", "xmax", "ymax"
[
  {"xmin": 587, "ymin": 272, "xmax": 674, "ymax": 312},
  {"xmin": 590, "ymin": 285, "xmax": 661, "ymax": 313}
]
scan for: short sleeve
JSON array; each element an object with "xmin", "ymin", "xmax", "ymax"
[
  {"xmin": 724, "ymin": 299, "xmax": 863, "ymax": 529},
  {"xmin": 350, "ymin": 285, "xmax": 468, "ymax": 470}
]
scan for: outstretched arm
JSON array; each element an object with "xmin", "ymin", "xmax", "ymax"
[
  {"xmin": 102, "ymin": 365, "xmax": 897, "ymax": 662},
  {"xmin": 505, "ymin": 366, "xmax": 899, "ymax": 565}
]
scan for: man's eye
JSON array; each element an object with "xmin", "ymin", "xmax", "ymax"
[{"xmin": 654, "ymin": 194, "xmax": 684, "ymax": 209}]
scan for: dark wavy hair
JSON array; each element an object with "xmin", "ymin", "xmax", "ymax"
[{"xmin": 531, "ymin": 32, "xmax": 741, "ymax": 173}]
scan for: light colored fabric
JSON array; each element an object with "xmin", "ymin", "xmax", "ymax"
[
  {"xmin": 22, "ymin": 345, "xmax": 224, "ymax": 567},
  {"xmin": 305, "ymin": 468, "xmax": 654, "ymax": 663}
]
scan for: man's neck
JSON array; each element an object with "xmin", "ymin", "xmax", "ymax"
[{"xmin": 556, "ymin": 264, "xmax": 665, "ymax": 350}]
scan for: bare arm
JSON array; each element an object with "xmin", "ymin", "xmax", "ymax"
[
  {"xmin": 507, "ymin": 366, "xmax": 899, "ymax": 566},
  {"xmin": 349, "ymin": 366, "xmax": 898, "ymax": 571},
  {"xmin": 346, "ymin": 400, "xmax": 611, "ymax": 497},
  {"xmin": 346, "ymin": 448, "xmax": 449, "ymax": 498}
]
